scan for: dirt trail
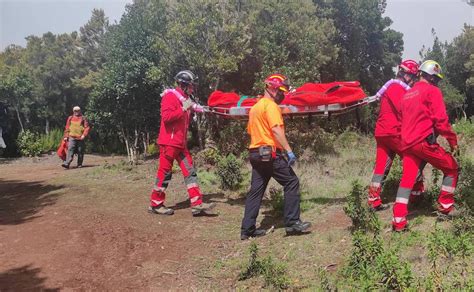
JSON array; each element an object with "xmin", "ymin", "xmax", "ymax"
[{"xmin": 0, "ymin": 154, "xmax": 352, "ymax": 291}]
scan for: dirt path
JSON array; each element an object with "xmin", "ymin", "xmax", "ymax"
[{"xmin": 0, "ymin": 154, "xmax": 352, "ymax": 291}]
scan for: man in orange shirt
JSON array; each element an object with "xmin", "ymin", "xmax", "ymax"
[
  {"xmin": 240, "ymin": 73, "xmax": 311, "ymax": 240},
  {"xmin": 62, "ymin": 106, "xmax": 90, "ymax": 169}
]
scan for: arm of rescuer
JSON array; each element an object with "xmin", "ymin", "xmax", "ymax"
[
  {"xmin": 272, "ymin": 126, "xmax": 292, "ymax": 152},
  {"xmin": 161, "ymin": 91, "xmax": 185, "ymax": 123},
  {"xmin": 430, "ymin": 87, "xmax": 458, "ymax": 151},
  {"xmin": 80, "ymin": 117, "xmax": 90, "ymax": 140},
  {"xmin": 63, "ymin": 116, "xmax": 72, "ymax": 141}
]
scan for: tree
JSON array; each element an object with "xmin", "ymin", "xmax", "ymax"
[
  {"xmin": 315, "ymin": 0, "xmax": 404, "ymax": 94},
  {"xmin": 89, "ymin": 1, "xmax": 162, "ymax": 163}
]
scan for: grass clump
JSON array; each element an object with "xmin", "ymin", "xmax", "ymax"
[{"xmin": 239, "ymin": 242, "xmax": 290, "ymax": 290}]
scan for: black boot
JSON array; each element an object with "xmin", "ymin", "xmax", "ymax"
[
  {"xmin": 285, "ymin": 220, "xmax": 311, "ymax": 235},
  {"xmin": 241, "ymin": 226, "xmax": 274, "ymax": 240}
]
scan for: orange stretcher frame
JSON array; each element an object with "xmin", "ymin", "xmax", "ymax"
[{"xmin": 205, "ymin": 95, "xmax": 378, "ymax": 120}]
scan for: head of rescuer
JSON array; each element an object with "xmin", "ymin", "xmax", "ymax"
[
  {"xmin": 240, "ymin": 73, "xmax": 311, "ymax": 240},
  {"xmin": 397, "ymin": 59, "xmax": 419, "ymax": 86}
]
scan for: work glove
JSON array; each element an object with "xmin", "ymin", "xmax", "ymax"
[
  {"xmin": 63, "ymin": 137, "xmax": 68, "ymax": 142},
  {"xmin": 80, "ymin": 135, "xmax": 85, "ymax": 140},
  {"xmin": 287, "ymin": 151, "xmax": 297, "ymax": 167},
  {"xmin": 182, "ymin": 98, "xmax": 194, "ymax": 112}
]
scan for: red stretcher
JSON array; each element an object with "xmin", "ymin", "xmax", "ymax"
[{"xmin": 205, "ymin": 81, "xmax": 378, "ymax": 119}]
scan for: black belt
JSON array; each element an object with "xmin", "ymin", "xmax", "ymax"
[{"xmin": 249, "ymin": 147, "xmax": 283, "ymax": 154}]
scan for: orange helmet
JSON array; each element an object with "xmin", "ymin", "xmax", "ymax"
[{"xmin": 264, "ymin": 73, "xmax": 290, "ymax": 92}]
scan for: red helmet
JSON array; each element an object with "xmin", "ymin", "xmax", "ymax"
[
  {"xmin": 399, "ymin": 59, "xmax": 419, "ymax": 75},
  {"xmin": 264, "ymin": 73, "xmax": 290, "ymax": 92}
]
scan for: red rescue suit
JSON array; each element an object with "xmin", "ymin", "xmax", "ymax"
[
  {"xmin": 150, "ymin": 87, "xmax": 203, "ymax": 208},
  {"xmin": 393, "ymin": 81, "xmax": 458, "ymax": 230},
  {"xmin": 369, "ymin": 80, "xmax": 424, "ymax": 208}
]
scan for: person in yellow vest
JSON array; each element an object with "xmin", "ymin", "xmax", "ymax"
[{"xmin": 62, "ymin": 106, "xmax": 90, "ymax": 169}]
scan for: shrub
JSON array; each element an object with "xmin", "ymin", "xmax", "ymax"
[
  {"xmin": 16, "ymin": 130, "xmax": 42, "ymax": 157},
  {"xmin": 38, "ymin": 128, "xmax": 63, "ymax": 152},
  {"xmin": 453, "ymin": 118, "xmax": 474, "ymax": 139},
  {"xmin": 343, "ymin": 180, "xmax": 381, "ymax": 233},
  {"xmin": 146, "ymin": 143, "xmax": 158, "ymax": 156},
  {"xmin": 268, "ymin": 186, "xmax": 284, "ymax": 216},
  {"xmin": 239, "ymin": 242, "xmax": 290, "ymax": 290},
  {"xmin": 194, "ymin": 147, "xmax": 222, "ymax": 167},
  {"xmin": 216, "ymin": 154, "xmax": 243, "ymax": 190}
]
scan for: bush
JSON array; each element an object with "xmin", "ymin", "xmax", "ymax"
[
  {"xmin": 239, "ymin": 242, "xmax": 290, "ymax": 290},
  {"xmin": 146, "ymin": 143, "xmax": 158, "ymax": 156},
  {"xmin": 343, "ymin": 180, "xmax": 381, "ymax": 233},
  {"xmin": 16, "ymin": 130, "xmax": 42, "ymax": 157},
  {"xmin": 453, "ymin": 118, "xmax": 474, "ymax": 139},
  {"xmin": 194, "ymin": 147, "xmax": 222, "ymax": 167},
  {"xmin": 216, "ymin": 154, "xmax": 243, "ymax": 190},
  {"xmin": 38, "ymin": 128, "xmax": 63, "ymax": 152}
]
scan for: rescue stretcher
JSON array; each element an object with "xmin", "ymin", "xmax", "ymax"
[
  {"xmin": 204, "ymin": 94, "xmax": 378, "ymax": 119},
  {"xmin": 204, "ymin": 81, "xmax": 381, "ymax": 119}
]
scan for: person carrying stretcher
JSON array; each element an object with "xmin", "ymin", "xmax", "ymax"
[
  {"xmin": 368, "ymin": 60, "xmax": 425, "ymax": 211},
  {"xmin": 392, "ymin": 60, "xmax": 460, "ymax": 232},
  {"xmin": 148, "ymin": 70, "xmax": 216, "ymax": 216},
  {"xmin": 240, "ymin": 73, "xmax": 311, "ymax": 240}
]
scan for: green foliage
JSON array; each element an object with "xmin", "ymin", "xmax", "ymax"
[
  {"xmin": 456, "ymin": 155, "xmax": 474, "ymax": 213},
  {"xmin": 268, "ymin": 186, "xmax": 284, "ymax": 216},
  {"xmin": 343, "ymin": 180, "xmax": 381, "ymax": 233},
  {"xmin": 380, "ymin": 156, "xmax": 402, "ymax": 198},
  {"xmin": 453, "ymin": 118, "xmax": 474, "ymax": 139},
  {"xmin": 38, "ymin": 128, "xmax": 63, "ymax": 152},
  {"xmin": 194, "ymin": 147, "xmax": 222, "ymax": 167},
  {"xmin": 146, "ymin": 143, "xmax": 158, "ymax": 156},
  {"xmin": 16, "ymin": 130, "xmax": 42, "ymax": 157},
  {"xmin": 216, "ymin": 154, "xmax": 243, "ymax": 190},
  {"xmin": 239, "ymin": 242, "xmax": 290, "ymax": 290}
]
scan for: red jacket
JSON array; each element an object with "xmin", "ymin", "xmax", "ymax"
[
  {"xmin": 374, "ymin": 82, "xmax": 407, "ymax": 137},
  {"xmin": 157, "ymin": 87, "xmax": 192, "ymax": 149},
  {"xmin": 400, "ymin": 81, "xmax": 457, "ymax": 150}
]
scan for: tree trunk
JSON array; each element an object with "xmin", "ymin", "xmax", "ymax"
[
  {"xmin": 45, "ymin": 119, "xmax": 50, "ymax": 135},
  {"xmin": 121, "ymin": 127, "xmax": 132, "ymax": 163},
  {"xmin": 13, "ymin": 105, "xmax": 24, "ymax": 132}
]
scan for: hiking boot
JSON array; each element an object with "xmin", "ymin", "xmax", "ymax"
[
  {"xmin": 371, "ymin": 203, "xmax": 389, "ymax": 212},
  {"xmin": 148, "ymin": 205, "xmax": 174, "ymax": 215},
  {"xmin": 392, "ymin": 224, "xmax": 409, "ymax": 233},
  {"xmin": 436, "ymin": 207, "xmax": 462, "ymax": 221},
  {"xmin": 61, "ymin": 163, "xmax": 69, "ymax": 169},
  {"xmin": 77, "ymin": 165, "xmax": 83, "ymax": 168},
  {"xmin": 241, "ymin": 226, "xmax": 274, "ymax": 240},
  {"xmin": 285, "ymin": 220, "xmax": 311, "ymax": 235},
  {"xmin": 191, "ymin": 202, "xmax": 216, "ymax": 216}
]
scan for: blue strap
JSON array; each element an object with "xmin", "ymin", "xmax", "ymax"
[{"xmin": 237, "ymin": 95, "xmax": 248, "ymax": 107}]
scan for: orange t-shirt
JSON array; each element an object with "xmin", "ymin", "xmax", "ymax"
[{"xmin": 247, "ymin": 97, "xmax": 284, "ymax": 149}]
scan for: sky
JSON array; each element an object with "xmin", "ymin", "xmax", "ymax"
[{"xmin": 0, "ymin": 0, "xmax": 472, "ymax": 59}]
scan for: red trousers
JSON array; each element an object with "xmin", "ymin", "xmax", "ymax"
[
  {"xmin": 393, "ymin": 141, "xmax": 458, "ymax": 229},
  {"xmin": 150, "ymin": 145, "xmax": 203, "ymax": 207},
  {"xmin": 369, "ymin": 136, "xmax": 424, "ymax": 208}
]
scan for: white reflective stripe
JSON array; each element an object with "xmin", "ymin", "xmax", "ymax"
[
  {"xmin": 151, "ymin": 200, "xmax": 164, "ymax": 205},
  {"xmin": 187, "ymin": 183, "xmax": 199, "ymax": 189},
  {"xmin": 153, "ymin": 186, "xmax": 166, "ymax": 192},
  {"xmin": 440, "ymin": 202, "xmax": 454, "ymax": 209},
  {"xmin": 395, "ymin": 197, "xmax": 409, "ymax": 204},
  {"xmin": 370, "ymin": 182, "xmax": 381, "ymax": 188},
  {"xmin": 392, "ymin": 217, "xmax": 406, "ymax": 223},
  {"xmin": 410, "ymin": 191, "xmax": 421, "ymax": 196},
  {"xmin": 368, "ymin": 197, "xmax": 378, "ymax": 202},
  {"xmin": 190, "ymin": 196, "xmax": 200, "ymax": 203},
  {"xmin": 441, "ymin": 185, "xmax": 455, "ymax": 193}
]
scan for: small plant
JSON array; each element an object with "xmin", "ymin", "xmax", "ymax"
[
  {"xmin": 453, "ymin": 118, "xmax": 474, "ymax": 139},
  {"xmin": 216, "ymin": 154, "xmax": 243, "ymax": 190},
  {"xmin": 146, "ymin": 143, "xmax": 158, "ymax": 156},
  {"xmin": 38, "ymin": 128, "xmax": 63, "ymax": 152},
  {"xmin": 239, "ymin": 242, "xmax": 290, "ymax": 290},
  {"xmin": 268, "ymin": 186, "xmax": 284, "ymax": 216},
  {"xmin": 343, "ymin": 180, "xmax": 381, "ymax": 233},
  {"xmin": 16, "ymin": 130, "xmax": 42, "ymax": 157},
  {"xmin": 194, "ymin": 147, "xmax": 222, "ymax": 167}
]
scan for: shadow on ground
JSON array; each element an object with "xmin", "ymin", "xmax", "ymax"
[
  {"xmin": 0, "ymin": 179, "xmax": 63, "ymax": 225},
  {"xmin": 0, "ymin": 264, "xmax": 59, "ymax": 291}
]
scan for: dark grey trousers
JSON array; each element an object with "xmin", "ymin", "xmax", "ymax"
[{"xmin": 65, "ymin": 138, "xmax": 85, "ymax": 166}]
